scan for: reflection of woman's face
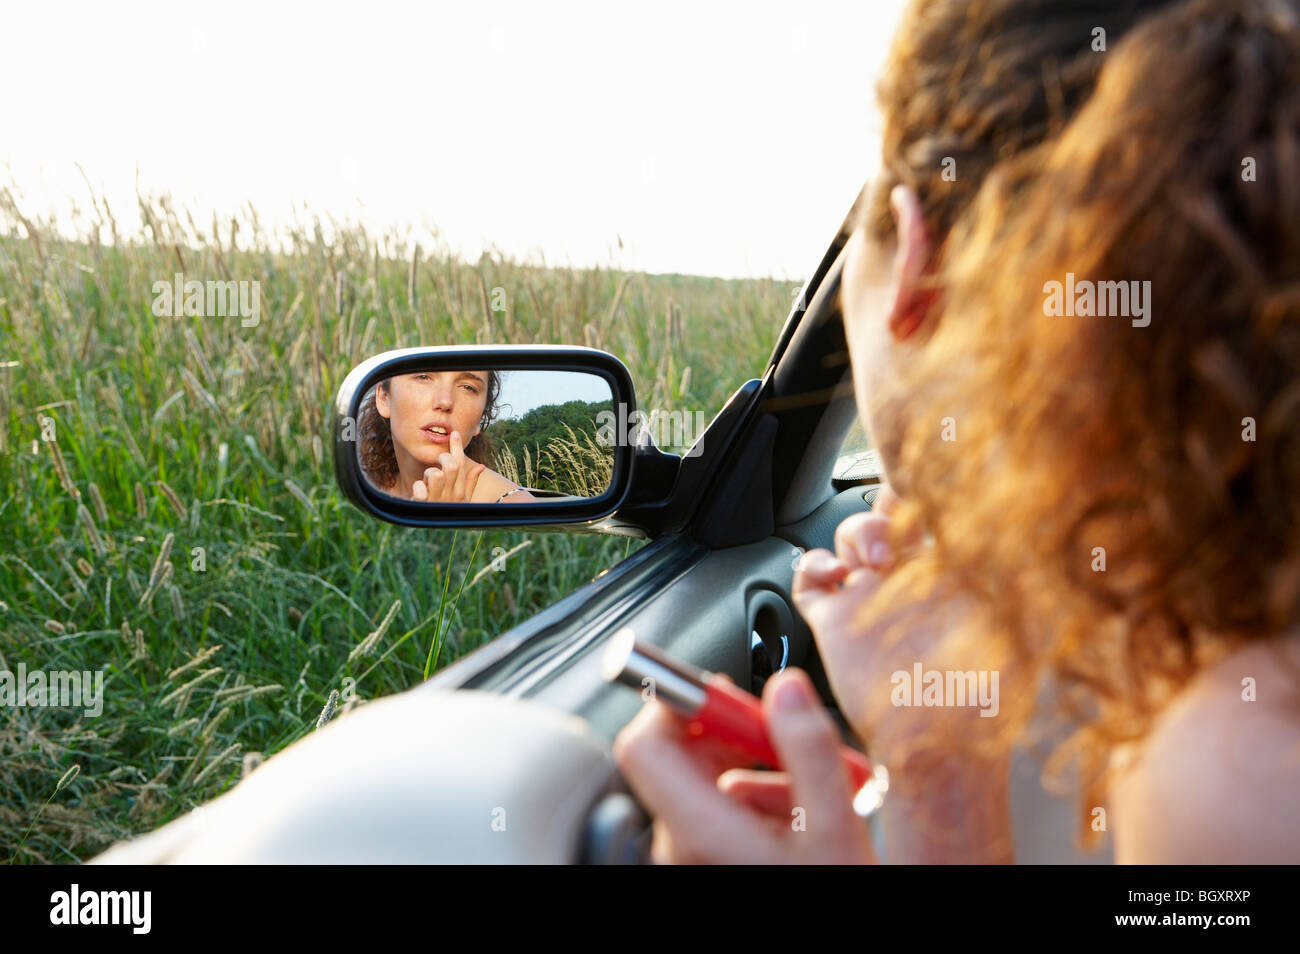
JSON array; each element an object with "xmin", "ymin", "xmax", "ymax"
[{"xmin": 375, "ymin": 371, "xmax": 489, "ymax": 473}]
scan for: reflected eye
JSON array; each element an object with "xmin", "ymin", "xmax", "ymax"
[{"xmin": 461, "ymin": 384, "xmax": 480, "ymax": 395}]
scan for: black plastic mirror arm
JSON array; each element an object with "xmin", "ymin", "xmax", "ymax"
[{"xmin": 613, "ymin": 376, "xmax": 767, "ymax": 538}]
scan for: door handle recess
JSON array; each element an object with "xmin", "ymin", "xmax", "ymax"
[{"xmin": 748, "ymin": 589, "xmax": 795, "ymax": 693}]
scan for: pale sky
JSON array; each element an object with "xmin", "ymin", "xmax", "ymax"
[
  {"xmin": 2, "ymin": 0, "xmax": 903, "ymax": 279},
  {"xmin": 496, "ymin": 370, "xmax": 611, "ymax": 419}
]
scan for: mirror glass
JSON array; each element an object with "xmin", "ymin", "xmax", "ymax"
[{"xmin": 356, "ymin": 367, "xmax": 616, "ymax": 503}]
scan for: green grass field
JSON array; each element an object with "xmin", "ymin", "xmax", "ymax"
[{"xmin": 0, "ymin": 188, "xmax": 796, "ymax": 862}]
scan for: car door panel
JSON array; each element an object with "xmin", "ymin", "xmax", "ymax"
[{"xmin": 537, "ymin": 535, "xmax": 817, "ymax": 741}]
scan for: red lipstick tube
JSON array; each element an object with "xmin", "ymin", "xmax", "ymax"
[{"xmin": 602, "ymin": 628, "xmax": 889, "ymax": 816}]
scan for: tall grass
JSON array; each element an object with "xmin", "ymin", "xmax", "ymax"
[
  {"xmin": 0, "ymin": 185, "xmax": 793, "ymax": 862},
  {"xmin": 496, "ymin": 424, "xmax": 614, "ymax": 497}
]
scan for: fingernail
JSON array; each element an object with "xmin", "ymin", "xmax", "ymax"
[
  {"xmin": 869, "ymin": 541, "xmax": 892, "ymax": 566},
  {"xmin": 773, "ymin": 674, "xmax": 812, "ymax": 712}
]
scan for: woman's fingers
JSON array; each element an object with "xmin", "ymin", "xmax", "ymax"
[
  {"xmin": 449, "ymin": 430, "xmax": 469, "ymax": 498},
  {"xmin": 423, "ymin": 466, "xmax": 446, "ymax": 500},
  {"xmin": 827, "ymin": 483, "xmax": 930, "ymax": 573},
  {"xmin": 834, "ymin": 511, "xmax": 894, "ymax": 572},
  {"xmin": 464, "ymin": 463, "xmax": 486, "ymax": 502},
  {"xmin": 793, "ymin": 549, "xmax": 849, "ymax": 596},
  {"xmin": 761, "ymin": 669, "xmax": 863, "ymax": 836},
  {"xmin": 718, "ymin": 769, "xmax": 795, "ymax": 817},
  {"xmin": 792, "ymin": 549, "xmax": 859, "ymax": 628},
  {"xmin": 868, "ymin": 483, "xmax": 926, "ymax": 551},
  {"xmin": 413, "ymin": 452, "xmax": 484, "ymax": 502},
  {"xmin": 648, "ymin": 822, "xmax": 680, "ymax": 865},
  {"xmin": 435, "ymin": 450, "xmax": 460, "ymax": 497},
  {"xmin": 612, "ymin": 668, "xmax": 877, "ymax": 863},
  {"xmin": 613, "ymin": 700, "xmax": 773, "ymax": 860}
]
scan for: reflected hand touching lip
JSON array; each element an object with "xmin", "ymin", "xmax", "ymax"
[{"xmin": 412, "ymin": 428, "xmax": 490, "ymax": 502}]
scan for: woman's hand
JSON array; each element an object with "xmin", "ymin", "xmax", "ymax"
[
  {"xmin": 792, "ymin": 485, "xmax": 994, "ymax": 770},
  {"xmin": 612, "ymin": 667, "xmax": 879, "ymax": 864},
  {"xmin": 613, "ymin": 484, "xmax": 1011, "ymax": 863},
  {"xmin": 792, "ymin": 484, "xmax": 1016, "ymax": 863},
  {"xmin": 412, "ymin": 430, "xmax": 487, "ymax": 502}
]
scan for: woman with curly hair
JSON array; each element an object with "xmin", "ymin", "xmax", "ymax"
[
  {"xmin": 616, "ymin": 0, "xmax": 1300, "ymax": 863},
  {"xmin": 358, "ymin": 370, "xmax": 536, "ymax": 503}
]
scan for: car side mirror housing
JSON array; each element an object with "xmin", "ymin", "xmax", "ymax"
[{"xmin": 332, "ymin": 345, "xmax": 646, "ymax": 529}]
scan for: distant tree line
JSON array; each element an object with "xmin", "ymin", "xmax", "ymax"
[{"xmin": 489, "ymin": 399, "xmax": 613, "ymax": 495}]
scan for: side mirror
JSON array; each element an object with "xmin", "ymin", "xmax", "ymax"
[{"xmin": 331, "ymin": 346, "xmax": 641, "ymax": 528}]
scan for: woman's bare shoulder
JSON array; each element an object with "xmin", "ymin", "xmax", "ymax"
[
  {"xmin": 470, "ymin": 466, "xmax": 524, "ymax": 503},
  {"xmin": 1110, "ymin": 633, "xmax": 1300, "ymax": 863}
]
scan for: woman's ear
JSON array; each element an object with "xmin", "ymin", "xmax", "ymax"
[
  {"xmin": 887, "ymin": 185, "xmax": 936, "ymax": 341},
  {"xmin": 375, "ymin": 384, "xmax": 392, "ymax": 419}
]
